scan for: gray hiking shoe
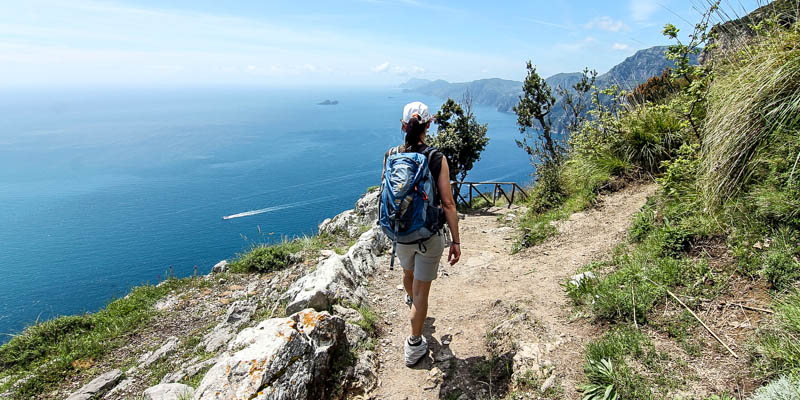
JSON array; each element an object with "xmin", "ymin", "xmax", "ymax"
[
  {"xmin": 404, "ymin": 336, "xmax": 428, "ymax": 367},
  {"xmin": 405, "ymin": 294, "xmax": 413, "ymax": 308}
]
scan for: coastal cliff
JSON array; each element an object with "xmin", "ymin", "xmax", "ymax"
[{"xmin": 0, "ymin": 189, "xmax": 390, "ymax": 400}]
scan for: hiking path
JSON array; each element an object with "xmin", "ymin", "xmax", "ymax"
[{"xmin": 365, "ymin": 183, "xmax": 657, "ymax": 400}]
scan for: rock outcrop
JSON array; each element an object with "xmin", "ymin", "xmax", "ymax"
[
  {"xmin": 283, "ymin": 227, "xmax": 389, "ymax": 314},
  {"xmin": 318, "ymin": 188, "xmax": 380, "ymax": 237},
  {"xmin": 143, "ymin": 383, "xmax": 194, "ymax": 400},
  {"xmin": 211, "ymin": 260, "xmax": 229, "ymax": 273},
  {"xmin": 66, "ymin": 369, "xmax": 123, "ymax": 400},
  {"xmin": 193, "ymin": 309, "xmax": 346, "ymax": 400},
  {"xmin": 202, "ymin": 300, "xmax": 258, "ymax": 352}
]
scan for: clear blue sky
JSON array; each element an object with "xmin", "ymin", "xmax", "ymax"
[{"xmin": 0, "ymin": 0, "xmax": 762, "ymax": 87}]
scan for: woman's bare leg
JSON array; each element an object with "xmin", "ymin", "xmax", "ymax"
[{"xmin": 410, "ymin": 279, "xmax": 432, "ymax": 337}]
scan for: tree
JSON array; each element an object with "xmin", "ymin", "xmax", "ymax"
[
  {"xmin": 662, "ymin": 1, "xmax": 720, "ymax": 139},
  {"xmin": 429, "ymin": 92, "xmax": 490, "ymax": 182},
  {"xmin": 556, "ymin": 67, "xmax": 598, "ymax": 135},
  {"xmin": 513, "ymin": 61, "xmax": 562, "ymax": 166}
]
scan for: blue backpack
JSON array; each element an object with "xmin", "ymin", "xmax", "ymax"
[{"xmin": 379, "ymin": 146, "xmax": 444, "ymax": 269}]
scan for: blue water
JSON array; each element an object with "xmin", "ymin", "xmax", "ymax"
[{"xmin": 0, "ymin": 87, "xmax": 532, "ymax": 342}]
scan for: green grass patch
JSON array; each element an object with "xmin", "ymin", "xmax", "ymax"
[
  {"xmin": 353, "ymin": 305, "xmax": 379, "ymax": 337},
  {"xmin": 230, "ymin": 228, "xmax": 366, "ymax": 273},
  {"xmin": 513, "ymin": 148, "xmax": 630, "ymax": 252},
  {"xmin": 755, "ymin": 291, "xmax": 800, "ymax": 378},
  {"xmin": 0, "ymin": 277, "xmax": 205, "ymax": 399},
  {"xmin": 581, "ymin": 327, "xmax": 675, "ymax": 400}
]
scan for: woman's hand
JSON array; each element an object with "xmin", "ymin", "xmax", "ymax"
[{"xmin": 448, "ymin": 243, "xmax": 461, "ymax": 265}]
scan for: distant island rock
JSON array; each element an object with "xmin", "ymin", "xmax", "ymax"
[{"xmin": 317, "ymin": 99, "xmax": 339, "ymax": 105}]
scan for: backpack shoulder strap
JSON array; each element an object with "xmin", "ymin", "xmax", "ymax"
[{"xmin": 381, "ymin": 146, "xmax": 401, "ymax": 180}]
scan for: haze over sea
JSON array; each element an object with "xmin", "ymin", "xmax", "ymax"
[{"xmin": 0, "ymin": 87, "xmax": 531, "ymax": 341}]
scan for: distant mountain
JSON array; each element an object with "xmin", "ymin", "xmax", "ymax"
[{"xmin": 402, "ymin": 45, "xmax": 698, "ymax": 117}]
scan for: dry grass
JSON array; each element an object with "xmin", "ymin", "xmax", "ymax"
[{"xmin": 701, "ymin": 28, "xmax": 800, "ymax": 205}]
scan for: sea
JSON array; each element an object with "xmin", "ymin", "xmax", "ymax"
[{"xmin": 0, "ymin": 86, "xmax": 533, "ymax": 342}]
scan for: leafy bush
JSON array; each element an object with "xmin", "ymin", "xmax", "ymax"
[
  {"xmin": 763, "ymin": 236, "xmax": 800, "ymax": 291},
  {"xmin": 628, "ymin": 68, "xmax": 690, "ymax": 105},
  {"xmin": 230, "ymin": 244, "xmax": 292, "ymax": 273},
  {"xmin": 350, "ymin": 305, "xmax": 379, "ymax": 337},
  {"xmin": 658, "ymin": 143, "xmax": 701, "ymax": 199},
  {"xmin": 528, "ymin": 162, "xmax": 567, "ymax": 213}
]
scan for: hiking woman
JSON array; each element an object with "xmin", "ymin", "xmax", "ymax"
[{"xmin": 389, "ymin": 101, "xmax": 461, "ymax": 367}]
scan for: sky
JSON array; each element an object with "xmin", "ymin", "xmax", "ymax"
[{"xmin": 0, "ymin": 0, "xmax": 764, "ymax": 87}]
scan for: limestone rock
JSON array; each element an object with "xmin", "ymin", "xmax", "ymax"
[
  {"xmin": 318, "ymin": 189, "xmax": 380, "ymax": 238},
  {"xmin": 202, "ymin": 326, "xmax": 233, "ymax": 353},
  {"xmin": 344, "ymin": 322, "xmax": 368, "ymax": 349},
  {"xmin": 332, "ymin": 304, "xmax": 362, "ymax": 322},
  {"xmin": 354, "ymin": 188, "xmax": 380, "ymax": 221},
  {"xmin": 283, "ymin": 228, "xmax": 388, "ymax": 314},
  {"xmin": 568, "ymin": 271, "xmax": 596, "ymax": 288},
  {"xmin": 103, "ymin": 378, "xmax": 133, "ymax": 399},
  {"xmin": 66, "ymin": 369, "xmax": 123, "ymax": 400},
  {"xmin": 211, "ymin": 260, "xmax": 229, "ymax": 273},
  {"xmin": 154, "ymin": 295, "xmax": 179, "ymax": 311},
  {"xmin": 138, "ymin": 337, "xmax": 180, "ymax": 369},
  {"xmin": 194, "ymin": 309, "xmax": 346, "ymax": 400},
  {"xmin": 143, "ymin": 383, "xmax": 194, "ymax": 400},
  {"xmin": 222, "ymin": 301, "xmax": 257, "ymax": 326},
  {"xmin": 512, "ymin": 342, "xmax": 561, "ymax": 383},
  {"xmin": 160, "ymin": 357, "xmax": 219, "ymax": 384},
  {"xmin": 540, "ymin": 375, "xmax": 557, "ymax": 393},
  {"xmin": 346, "ymin": 351, "xmax": 379, "ymax": 395},
  {"xmin": 201, "ymin": 301, "xmax": 257, "ymax": 352}
]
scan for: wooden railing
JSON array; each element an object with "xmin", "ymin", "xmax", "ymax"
[{"xmin": 451, "ymin": 181, "xmax": 528, "ymax": 209}]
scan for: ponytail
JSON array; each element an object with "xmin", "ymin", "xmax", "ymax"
[{"xmin": 403, "ymin": 115, "xmax": 427, "ymax": 152}]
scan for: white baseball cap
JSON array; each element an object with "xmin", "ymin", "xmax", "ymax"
[{"xmin": 402, "ymin": 101, "xmax": 432, "ymax": 124}]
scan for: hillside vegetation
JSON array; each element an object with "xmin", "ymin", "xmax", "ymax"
[
  {"xmin": 510, "ymin": 3, "xmax": 800, "ymax": 398},
  {"xmin": 402, "ymin": 46, "xmax": 698, "ymax": 121}
]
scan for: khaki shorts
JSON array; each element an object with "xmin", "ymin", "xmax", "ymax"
[{"xmin": 396, "ymin": 234, "xmax": 444, "ymax": 282}]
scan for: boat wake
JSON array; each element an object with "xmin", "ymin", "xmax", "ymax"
[{"xmin": 222, "ymin": 196, "xmax": 337, "ymax": 220}]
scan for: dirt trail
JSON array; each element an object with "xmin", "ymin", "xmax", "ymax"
[{"xmin": 365, "ymin": 183, "xmax": 657, "ymax": 400}]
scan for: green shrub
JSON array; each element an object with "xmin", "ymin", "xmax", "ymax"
[
  {"xmin": 653, "ymin": 220, "xmax": 693, "ymax": 257},
  {"xmin": 748, "ymin": 376, "xmax": 800, "ymax": 400},
  {"xmin": 528, "ymin": 162, "xmax": 567, "ymax": 213},
  {"xmin": 564, "ymin": 270, "xmax": 599, "ymax": 306},
  {"xmin": 230, "ymin": 244, "xmax": 292, "ymax": 273},
  {"xmin": 629, "ymin": 203, "xmax": 656, "ymax": 243},
  {"xmin": 658, "ymin": 143, "xmax": 701, "ymax": 199},
  {"xmin": 764, "ymin": 245, "xmax": 800, "ymax": 291},
  {"xmin": 620, "ymin": 104, "xmax": 688, "ymax": 173}
]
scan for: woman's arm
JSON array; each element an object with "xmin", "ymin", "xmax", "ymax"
[{"xmin": 436, "ymin": 157, "xmax": 461, "ymax": 265}]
